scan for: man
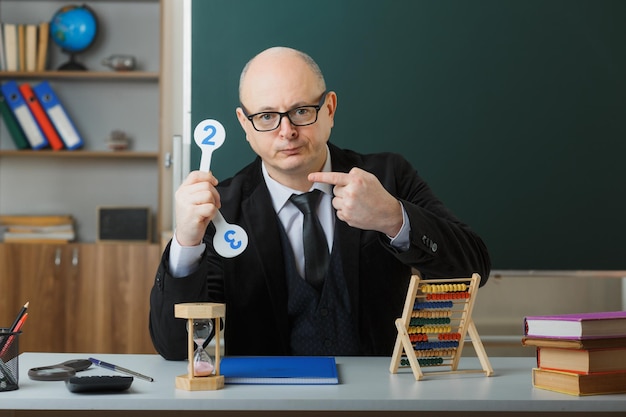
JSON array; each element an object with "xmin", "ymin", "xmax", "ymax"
[{"xmin": 150, "ymin": 47, "xmax": 490, "ymax": 360}]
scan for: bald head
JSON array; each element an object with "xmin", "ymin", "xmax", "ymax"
[{"xmin": 238, "ymin": 47, "xmax": 326, "ymax": 103}]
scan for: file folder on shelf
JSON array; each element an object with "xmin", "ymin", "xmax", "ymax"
[
  {"xmin": 33, "ymin": 81, "xmax": 84, "ymax": 150},
  {"xmin": 19, "ymin": 82, "xmax": 64, "ymax": 150},
  {"xmin": 0, "ymin": 80, "xmax": 48, "ymax": 149},
  {"xmin": 0, "ymin": 90, "xmax": 30, "ymax": 149}
]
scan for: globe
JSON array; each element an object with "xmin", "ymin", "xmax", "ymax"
[{"xmin": 50, "ymin": 5, "xmax": 98, "ymax": 70}]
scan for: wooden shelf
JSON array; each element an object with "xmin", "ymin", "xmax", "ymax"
[
  {"xmin": 0, "ymin": 71, "xmax": 159, "ymax": 81},
  {"xmin": 0, "ymin": 150, "xmax": 159, "ymax": 159}
]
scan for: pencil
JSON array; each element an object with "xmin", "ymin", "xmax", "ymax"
[{"xmin": 9, "ymin": 302, "xmax": 29, "ymax": 332}]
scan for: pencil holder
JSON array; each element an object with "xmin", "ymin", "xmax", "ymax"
[{"xmin": 0, "ymin": 329, "xmax": 20, "ymax": 392}]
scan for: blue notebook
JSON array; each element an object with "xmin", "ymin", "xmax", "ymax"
[{"xmin": 220, "ymin": 356, "xmax": 339, "ymax": 385}]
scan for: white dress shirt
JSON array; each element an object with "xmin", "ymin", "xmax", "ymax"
[{"xmin": 169, "ymin": 146, "xmax": 410, "ymax": 278}]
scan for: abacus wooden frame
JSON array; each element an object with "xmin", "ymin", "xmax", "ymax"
[{"xmin": 389, "ymin": 273, "xmax": 494, "ymax": 380}]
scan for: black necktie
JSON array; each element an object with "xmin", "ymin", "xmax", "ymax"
[{"xmin": 289, "ymin": 189, "xmax": 329, "ymax": 291}]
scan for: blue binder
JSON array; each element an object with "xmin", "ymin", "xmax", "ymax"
[
  {"xmin": 0, "ymin": 80, "xmax": 48, "ymax": 150},
  {"xmin": 32, "ymin": 81, "xmax": 84, "ymax": 150}
]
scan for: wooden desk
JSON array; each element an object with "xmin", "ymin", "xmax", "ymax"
[{"xmin": 1, "ymin": 353, "xmax": 625, "ymax": 416}]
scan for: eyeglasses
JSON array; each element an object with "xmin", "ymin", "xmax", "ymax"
[{"xmin": 241, "ymin": 91, "xmax": 328, "ymax": 132}]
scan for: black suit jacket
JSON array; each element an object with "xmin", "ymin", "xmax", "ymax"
[{"xmin": 150, "ymin": 143, "xmax": 491, "ymax": 360}]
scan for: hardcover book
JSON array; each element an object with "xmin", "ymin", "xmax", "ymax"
[
  {"xmin": 532, "ymin": 367, "xmax": 626, "ymax": 396},
  {"xmin": 537, "ymin": 346, "xmax": 626, "ymax": 374},
  {"xmin": 3, "ymin": 23, "xmax": 17, "ymax": 71},
  {"xmin": 24, "ymin": 24, "xmax": 37, "ymax": 72},
  {"xmin": 220, "ymin": 356, "xmax": 339, "ymax": 385},
  {"xmin": 36, "ymin": 22, "xmax": 49, "ymax": 71},
  {"xmin": 0, "ymin": 215, "xmax": 73, "ymax": 226},
  {"xmin": 17, "ymin": 24, "xmax": 25, "ymax": 71},
  {"xmin": 0, "ymin": 22, "xmax": 6, "ymax": 70},
  {"xmin": 524, "ymin": 311, "xmax": 626, "ymax": 340},
  {"xmin": 522, "ymin": 336, "xmax": 626, "ymax": 350}
]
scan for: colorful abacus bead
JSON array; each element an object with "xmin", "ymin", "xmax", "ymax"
[
  {"xmin": 414, "ymin": 340, "xmax": 459, "ymax": 350},
  {"xmin": 414, "ymin": 301, "xmax": 454, "ymax": 310},
  {"xmin": 418, "ymin": 357, "xmax": 444, "ymax": 366},
  {"xmin": 438, "ymin": 332, "xmax": 462, "ymax": 341}
]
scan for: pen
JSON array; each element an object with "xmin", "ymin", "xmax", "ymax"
[{"xmin": 88, "ymin": 357, "xmax": 154, "ymax": 382}]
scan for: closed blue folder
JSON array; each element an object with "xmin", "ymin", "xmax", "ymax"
[
  {"xmin": 0, "ymin": 80, "xmax": 48, "ymax": 149},
  {"xmin": 32, "ymin": 81, "xmax": 84, "ymax": 150},
  {"xmin": 220, "ymin": 356, "xmax": 339, "ymax": 385}
]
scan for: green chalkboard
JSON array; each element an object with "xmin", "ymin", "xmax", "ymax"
[{"xmin": 191, "ymin": 0, "xmax": 626, "ymax": 271}]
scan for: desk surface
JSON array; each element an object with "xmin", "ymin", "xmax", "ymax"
[{"xmin": 2, "ymin": 353, "xmax": 626, "ymax": 416}]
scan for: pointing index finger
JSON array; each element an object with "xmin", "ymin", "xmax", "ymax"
[{"xmin": 308, "ymin": 171, "xmax": 350, "ymax": 186}]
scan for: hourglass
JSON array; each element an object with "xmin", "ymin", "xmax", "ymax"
[{"xmin": 174, "ymin": 303, "xmax": 225, "ymax": 391}]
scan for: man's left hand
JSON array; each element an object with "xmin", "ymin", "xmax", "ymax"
[{"xmin": 309, "ymin": 167, "xmax": 403, "ymax": 237}]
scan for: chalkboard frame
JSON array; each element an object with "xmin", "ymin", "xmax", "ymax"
[{"xmin": 189, "ymin": 0, "xmax": 626, "ymax": 272}]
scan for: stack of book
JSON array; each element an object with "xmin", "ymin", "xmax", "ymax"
[
  {"xmin": 0, "ymin": 215, "xmax": 75, "ymax": 243},
  {"xmin": 523, "ymin": 311, "xmax": 626, "ymax": 396},
  {"xmin": 0, "ymin": 21, "xmax": 49, "ymax": 72}
]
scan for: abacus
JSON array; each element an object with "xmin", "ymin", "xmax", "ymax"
[
  {"xmin": 174, "ymin": 302, "xmax": 225, "ymax": 391},
  {"xmin": 389, "ymin": 273, "xmax": 493, "ymax": 380}
]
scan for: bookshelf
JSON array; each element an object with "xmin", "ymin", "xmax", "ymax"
[
  {"xmin": 0, "ymin": 0, "xmax": 163, "ymax": 243},
  {"xmin": 0, "ymin": 0, "xmax": 165, "ymax": 355}
]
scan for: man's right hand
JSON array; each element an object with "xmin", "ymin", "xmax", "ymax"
[{"xmin": 174, "ymin": 170, "xmax": 221, "ymax": 246}]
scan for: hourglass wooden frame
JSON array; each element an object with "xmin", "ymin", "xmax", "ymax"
[
  {"xmin": 174, "ymin": 302, "xmax": 225, "ymax": 391},
  {"xmin": 389, "ymin": 273, "xmax": 493, "ymax": 380}
]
